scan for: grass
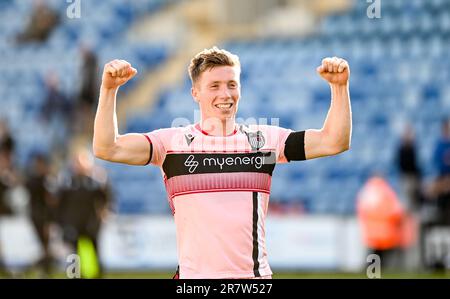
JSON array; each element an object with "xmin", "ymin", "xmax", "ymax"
[{"xmin": 1, "ymin": 270, "xmax": 449, "ymax": 279}]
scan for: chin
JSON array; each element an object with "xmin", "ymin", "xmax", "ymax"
[{"xmin": 220, "ymin": 113, "xmax": 236, "ymax": 121}]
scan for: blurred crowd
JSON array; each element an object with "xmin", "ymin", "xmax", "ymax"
[
  {"xmin": 15, "ymin": 0, "xmax": 59, "ymax": 44},
  {"xmin": 0, "ymin": 1, "xmax": 108, "ymax": 278},
  {"xmin": 40, "ymin": 40, "xmax": 99, "ymax": 154},
  {"xmin": 0, "ymin": 125, "xmax": 112, "ymax": 277},
  {"xmin": 357, "ymin": 119, "xmax": 450, "ymax": 272}
]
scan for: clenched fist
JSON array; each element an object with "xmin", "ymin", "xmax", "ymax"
[
  {"xmin": 317, "ymin": 57, "xmax": 349, "ymax": 86},
  {"xmin": 102, "ymin": 59, "xmax": 138, "ymax": 90}
]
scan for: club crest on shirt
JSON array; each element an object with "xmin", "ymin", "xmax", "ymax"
[{"xmin": 246, "ymin": 131, "xmax": 265, "ymax": 150}]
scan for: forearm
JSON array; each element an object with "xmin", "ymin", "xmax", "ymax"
[
  {"xmin": 322, "ymin": 83, "xmax": 352, "ymax": 149},
  {"xmin": 93, "ymin": 86, "xmax": 120, "ymax": 157}
]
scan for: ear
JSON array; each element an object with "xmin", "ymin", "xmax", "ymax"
[{"xmin": 191, "ymin": 86, "xmax": 199, "ymax": 103}]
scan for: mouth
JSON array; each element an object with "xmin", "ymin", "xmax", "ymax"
[{"xmin": 214, "ymin": 103, "xmax": 234, "ymax": 110}]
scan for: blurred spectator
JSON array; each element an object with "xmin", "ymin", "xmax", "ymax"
[
  {"xmin": 0, "ymin": 120, "xmax": 18, "ymax": 213},
  {"xmin": 41, "ymin": 72, "xmax": 72, "ymax": 156},
  {"xmin": 78, "ymin": 45, "xmax": 99, "ymax": 111},
  {"xmin": 0, "ymin": 119, "xmax": 15, "ymax": 159},
  {"xmin": 396, "ymin": 125, "xmax": 423, "ymax": 271},
  {"xmin": 16, "ymin": 0, "xmax": 60, "ymax": 44},
  {"xmin": 433, "ymin": 118, "xmax": 450, "ymax": 177},
  {"xmin": 0, "ymin": 152, "xmax": 11, "ymax": 274},
  {"xmin": 25, "ymin": 153, "xmax": 57, "ymax": 276},
  {"xmin": 0, "ymin": 134, "xmax": 19, "ymax": 274},
  {"xmin": 357, "ymin": 175, "xmax": 415, "ymax": 271},
  {"xmin": 397, "ymin": 124, "xmax": 422, "ymax": 212},
  {"xmin": 75, "ymin": 45, "xmax": 99, "ymax": 135},
  {"xmin": 421, "ymin": 118, "xmax": 450, "ymax": 270},
  {"xmin": 57, "ymin": 149, "xmax": 112, "ymax": 278},
  {"xmin": 42, "ymin": 73, "xmax": 72, "ymax": 124},
  {"xmin": 429, "ymin": 118, "xmax": 450, "ymax": 225}
]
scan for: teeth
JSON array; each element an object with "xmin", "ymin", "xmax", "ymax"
[{"xmin": 215, "ymin": 104, "xmax": 232, "ymax": 108}]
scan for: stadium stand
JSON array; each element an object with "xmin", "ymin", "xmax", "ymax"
[
  {"xmin": 0, "ymin": 0, "xmax": 175, "ymax": 213},
  {"xmin": 2, "ymin": 0, "xmax": 449, "ymax": 215}
]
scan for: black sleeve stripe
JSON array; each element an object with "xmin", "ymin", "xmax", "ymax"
[
  {"xmin": 142, "ymin": 134, "xmax": 153, "ymax": 165},
  {"xmin": 284, "ymin": 131, "xmax": 306, "ymax": 162}
]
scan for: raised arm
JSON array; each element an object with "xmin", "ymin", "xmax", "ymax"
[
  {"xmin": 304, "ymin": 57, "xmax": 352, "ymax": 159},
  {"xmin": 93, "ymin": 60, "xmax": 151, "ymax": 165}
]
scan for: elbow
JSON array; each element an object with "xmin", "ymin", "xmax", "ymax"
[
  {"xmin": 340, "ymin": 137, "xmax": 351, "ymax": 152},
  {"xmin": 331, "ymin": 139, "xmax": 351, "ymax": 155},
  {"xmin": 340, "ymin": 143, "xmax": 351, "ymax": 153},
  {"xmin": 341, "ymin": 140, "xmax": 351, "ymax": 153},
  {"xmin": 93, "ymin": 145, "xmax": 114, "ymax": 161},
  {"xmin": 93, "ymin": 147, "xmax": 107, "ymax": 160}
]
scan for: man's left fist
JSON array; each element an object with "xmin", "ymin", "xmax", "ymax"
[{"xmin": 317, "ymin": 57, "xmax": 349, "ymax": 86}]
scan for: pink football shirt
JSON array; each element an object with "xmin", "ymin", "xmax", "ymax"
[{"xmin": 145, "ymin": 123, "xmax": 292, "ymax": 279}]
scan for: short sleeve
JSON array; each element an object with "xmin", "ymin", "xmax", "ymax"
[{"xmin": 144, "ymin": 129, "xmax": 169, "ymax": 166}]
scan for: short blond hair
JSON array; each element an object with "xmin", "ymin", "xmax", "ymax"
[{"xmin": 188, "ymin": 46, "xmax": 240, "ymax": 85}]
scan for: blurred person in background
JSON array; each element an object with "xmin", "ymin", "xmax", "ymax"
[
  {"xmin": 25, "ymin": 153, "xmax": 57, "ymax": 277},
  {"xmin": 57, "ymin": 149, "xmax": 112, "ymax": 278},
  {"xmin": 16, "ymin": 0, "xmax": 60, "ymax": 44},
  {"xmin": 397, "ymin": 124, "xmax": 423, "ymax": 213},
  {"xmin": 41, "ymin": 72, "xmax": 72, "ymax": 158},
  {"xmin": 0, "ymin": 121, "xmax": 19, "ymax": 275},
  {"xmin": 430, "ymin": 118, "xmax": 450, "ymax": 225},
  {"xmin": 396, "ymin": 124, "xmax": 423, "ymax": 270},
  {"xmin": 423, "ymin": 118, "xmax": 450, "ymax": 270},
  {"xmin": 0, "ymin": 119, "xmax": 15, "ymax": 160},
  {"xmin": 357, "ymin": 174, "xmax": 413, "ymax": 271},
  {"xmin": 431, "ymin": 119, "xmax": 450, "ymax": 215},
  {"xmin": 75, "ymin": 45, "xmax": 99, "ymax": 136},
  {"xmin": 0, "ymin": 148, "xmax": 12, "ymax": 274},
  {"xmin": 433, "ymin": 118, "xmax": 450, "ymax": 175}
]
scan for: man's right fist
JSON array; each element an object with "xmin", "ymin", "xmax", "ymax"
[{"xmin": 102, "ymin": 59, "xmax": 137, "ymax": 90}]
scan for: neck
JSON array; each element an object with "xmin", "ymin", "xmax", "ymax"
[{"xmin": 199, "ymin": 117, "xmax": 236, "ymax": 136}]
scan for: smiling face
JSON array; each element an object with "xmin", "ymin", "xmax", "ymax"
[{"xmin": 191, "ymin": 65, "xmax": 241, "ymax": 123}]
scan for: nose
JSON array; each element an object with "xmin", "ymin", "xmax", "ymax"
[{"xmin": 219, "ymin": 86, "xmax": 232, "ymax": 99}]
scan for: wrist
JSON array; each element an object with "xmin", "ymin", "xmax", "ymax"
[
  {"xmin": 100, "ymin": 84, "xmax": 119, "ymax": 94},
  {"xmin": 329, "ymin": 82, "xmax": 349, "ymax": 89}
]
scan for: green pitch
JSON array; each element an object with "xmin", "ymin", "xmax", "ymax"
[{"xmin": 2, "ymin": 270, "xmax": 449, "ymax": 279}]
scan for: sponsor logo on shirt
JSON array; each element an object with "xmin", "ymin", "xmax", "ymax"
[
  {"xmin": 163, "ymin": 152, "xmax": 276, "ymax": 178},
  {"xmin": 184, "ymin": 155, "xmax": 200, "ymax": 173},
  {"xmin": 183, "ymin": 154, "xmax": 268, "ymax": 173}
]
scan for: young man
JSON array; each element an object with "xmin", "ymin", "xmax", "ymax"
[{"xmin": 93, "ymin": 47, "xmax": 352, "ymax": 279}]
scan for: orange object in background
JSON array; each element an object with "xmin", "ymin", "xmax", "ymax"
[
  {"xmin": 399, "ymin": 213, "xmax": 418, "ymax": 249},
  {"xmin": 357, "ymin": 176, "xmax": 407, "ymax": 250}
]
